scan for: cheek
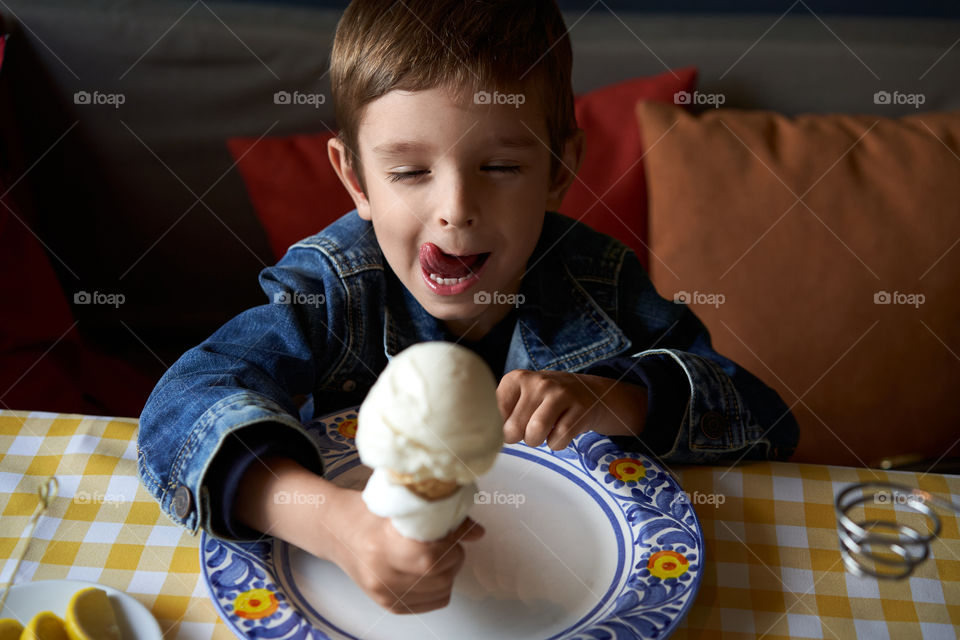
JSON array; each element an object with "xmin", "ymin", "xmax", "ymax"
[{"xmin": 368, "ymin": 206, "xmax": 421, "ymax": 266}]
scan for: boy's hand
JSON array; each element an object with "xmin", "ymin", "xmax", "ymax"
[
  {"xmin": 497, "ymin": 370, "xmax": 647, "ymax": 450},
  {"xmin": 235, "ymin": 458, "xmax": 483, "ymax": 615},
  {"xmin": 326, "ymin": 489, "xmax": 484, "ymax": 614}
]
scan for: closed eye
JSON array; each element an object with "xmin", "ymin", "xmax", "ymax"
[
  {"xmin": 387, "ymin": 170, "xmax": 429, "ymax": 183},
  {"xmin": 386, "ymin": 166, "xmax": 522, "ymax": 183}
]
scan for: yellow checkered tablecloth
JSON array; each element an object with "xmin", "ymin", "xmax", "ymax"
[
  {"xmin": 1, "ymin": 410, "xmax": 958, "ymax": 639},
  {"xmin": 0, "ymin": 411, "xmax": 234, "ymax": 639},
  {"xmin": 671, "ymin": 464, "xmax": 960, "ymax": 639}
]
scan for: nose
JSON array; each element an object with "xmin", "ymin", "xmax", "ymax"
[
  {"xmin": 439, "ymin": 212, "xmax": 475, "ymax": 228},
  {"xmin": 436, "ymin": 174, "xmax": 479, "ymax": 228}
]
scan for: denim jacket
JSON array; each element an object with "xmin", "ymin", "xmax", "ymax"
[{"xmin": 137, "ymin": 211, "xmax": 798, "ymax": 538}]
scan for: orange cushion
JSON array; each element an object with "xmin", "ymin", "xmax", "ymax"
[
  {"xmin": 559, "ymin": 68, "xmax": 697, "ymax": 269},
  {"xmin": 637, "ymin": 101, "xmax": 960, "ymax": 467}
]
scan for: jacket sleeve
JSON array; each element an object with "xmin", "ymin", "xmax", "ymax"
[
  {"xmin": 137, "ymin": 247, "xmax": 344, "ymax": 538},
  {"xmin": 583, "ymin": 249, "xmax": 799, "ymax": 464}
]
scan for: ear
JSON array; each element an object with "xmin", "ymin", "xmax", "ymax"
[
  {"xmin": 545, "ymin": 128, "xmax": 586, "ymax": 211},
  {"xmin": 327, "ymin": 136, "xmax": 372, "ymax": 220}
]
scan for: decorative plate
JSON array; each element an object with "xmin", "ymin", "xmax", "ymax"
[{"xmin": 201, "ymin": 407, "xmax": 703, "ymax": 639}]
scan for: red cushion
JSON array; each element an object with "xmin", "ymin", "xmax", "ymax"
[
  {"xmin": 229, "ymin": 68, "xmax": 697, "ymax": 265},
  {"xmin": 228, "ymin": 134, "xmax": 355, "ymax": 261},
  {"xmin": 560, "ymin": 68, "xmax": 697, "ymax": 269}
]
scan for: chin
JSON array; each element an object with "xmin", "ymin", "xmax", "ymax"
[{"xmin": 421, "ymin": 298, "xmax": 485, "ymax": 321}]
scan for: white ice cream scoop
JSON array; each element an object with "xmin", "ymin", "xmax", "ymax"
[
  {"xmin": 356, "ymin": 341, "xmax": 504, "ymax": 540},
  {"xmin": 356, "ymin": 341, "xmax": 504, "ymax": 483}
]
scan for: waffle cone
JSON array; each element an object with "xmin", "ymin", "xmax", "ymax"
[{"xmin": 388, "ymin": 471, "xmax": 460, "ymax": 501}]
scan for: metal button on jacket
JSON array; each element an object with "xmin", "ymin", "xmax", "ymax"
[
  {"xmin": 342, "ymin": 379, "xmax": 357, "ymax": 392},
  {"xmin": 700, "ymin": 411, "xmax": 726, "ymax": 440},
  {"xmin": 172, "ymin": 485, "xmax": 193, "ymax": 519}
]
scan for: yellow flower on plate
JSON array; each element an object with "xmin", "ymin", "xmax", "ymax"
[
  {"xmin": 608, "ymin": 457, "xmax": 645, "ymax": 482},
  {"xmin": 648, "ymin": 550, "xmax": 689, "ymax": 579},
  {"xmin": 337, "ymin": 418, "xmax": 358, "ymax": 438},
  {"xmin": 233, "ymin": 588, "xmax": 279, "ymax": 620}
]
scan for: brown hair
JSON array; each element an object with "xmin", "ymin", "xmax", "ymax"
[{"xmin": 330, "ymin": 0, "xmax": 577, "ymax": 193}]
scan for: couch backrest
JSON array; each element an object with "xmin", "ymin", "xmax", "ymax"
[{"xmin": 3, "ymin": 0, "xmax": 959, "ymax": 363}]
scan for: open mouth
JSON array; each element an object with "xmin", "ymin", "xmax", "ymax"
[{"xmin": 419, "ymin": 243, "xmax": 491, "ymax": 294}]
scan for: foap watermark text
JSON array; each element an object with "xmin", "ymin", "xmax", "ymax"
[
  {"xmin": 475, "ymin": 490, "xmax": 525, "ymax": 508},
  {"xmin": 274, "ymin": 291, "xmax": 326, "ymax": 307},
  {"xmin": 74, "ymin": 90, "xmax": 125, "ymax": 109},
  {"xmin": 474, "ymin": 90, "xmax": 525, "ymax": 108},
  {"xmin": 74, "ymin": 291, "xmax": 125, "ymax": 308},
  {"xmin": 674, "ymin": 90, "xmax": 725, "ymax": 108},
  {"xmin": 674, "ymin": 290, "xmax": 725, "ymax": 308},
  {"xmin": 74, "ymin": 491, "xmax": 126, "ymax": 505},
  {"xmin": 274, "ymin": 90, "xmax": 326, "ymax": 108},
  {"xmin": 673, "ymin": 491, "xmax": 726, "ymax": 509},
  {"xmin": 874, "ymin": 90, "xmax": 925, "ymax": 109},
  {"xmin": 874, "ymin": 291, "xmax": 924, "ymax": 308},
  {"xmin": 474, "ymin": 290, "xmax": 524, "ymax": 307},
  {"xmin": 275, "ymin": 490, "xmax": 326, "ymax": 507}
]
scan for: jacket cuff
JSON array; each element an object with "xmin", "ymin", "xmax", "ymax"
[
  {"xmin": 580, "ymin": 353, "xmax": 688, "ymax": 456},
  {"xmin": 630, "ymin": 349, "xmax": 752, "ymax": 462},
  {"xmin": 155, "ymin": 391, "xmax": 321, "ymax": 536},
  {"xmin": 201, "ymin": 421, "xmax": 325, "ymax": 542}
]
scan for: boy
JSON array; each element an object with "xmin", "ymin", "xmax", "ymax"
[{"xmin": 138, "ymin": 0, "xmax": 798, "ymax": 615}]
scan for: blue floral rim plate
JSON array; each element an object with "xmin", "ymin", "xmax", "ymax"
[{"xmin": 200, "ymin": 407, "xmax": 704, "ymax": 639}]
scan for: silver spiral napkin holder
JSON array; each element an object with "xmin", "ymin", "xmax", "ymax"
[{"xmin": 835, "ymin": 482, "xmax": 959, "ymax": 580}]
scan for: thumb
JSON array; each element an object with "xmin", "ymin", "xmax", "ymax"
[{"xmin": 450, "ymin": 517, "xmax": 485, "ymax": 542}]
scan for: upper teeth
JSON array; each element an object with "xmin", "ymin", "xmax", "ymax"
[{"xmin": 430, "ymin": 273, "xmax": 470, "ymax": 285}]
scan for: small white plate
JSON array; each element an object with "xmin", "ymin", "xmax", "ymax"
[
  {"xmin": 201, "ymin": 407, "xmax": 704, "ymax": 639},
  {"xmin": 0, "ymin": 579, "xmax": 162, "ymax": 640}
]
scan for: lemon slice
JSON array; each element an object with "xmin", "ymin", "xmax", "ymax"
[
  {"xmin": 0, "ymin": 619, "xmax": 23, "ymax": 640},
  {"xmin": 19, "ymin": 612, "xmax": 69, "ymax": 640},
  {"xmin": 63, "ymin": 588, "xmax": 120, "ymax": 640}
]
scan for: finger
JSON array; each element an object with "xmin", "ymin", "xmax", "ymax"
[
  {"xmin": 504, "ymin": 381, "xmax": 542, "ymax": 445},
  {"xmin": 497, "ymin": 372, "xmax": 524, "ymax": 442},
  {"xmin": 393, "ymin": 534, "xmax": 464, "ymax": 578},
  {"xmin": 404, "ymin": 556, "xmax": 465, "ymax": 593},
  {"xmin": 524, "ymin": 393, "xmax": 567, "ymax": 447},
  {"xmin": 423, "ymin": 541, "xmax": 465, "ymax": 576},
  {"xmin": 405, "ymin": 520, "xmax": 480, "ymax": 575},
  {"xmin": 497, "ymin": 370, "xmax": 523, "ymax": 417},
  {"xmin": 388, "ymin": 562, "xmax": 461, "ymax": 610},
  {"xmin": 391, "ymin": 542, "xmax": 453, "ymax": 577},
  {"xmin": 387, "ymin": 592, "xmax": 453, "ymax": 614},
  {"xmin": 449, "ymin": 517, "xmax": 485, "ymax": 542},
  {"xmin": 547, "ymin": 406, "xmax": 585, "ymax": 450}
]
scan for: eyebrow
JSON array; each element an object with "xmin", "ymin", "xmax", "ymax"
[
  {"xmin": 372, "ymin": 134, "xmax": 539, "ymax": 157},
  {"xmin": 372, "ymin": 140, "xmax": 432, "ymax": 157}
]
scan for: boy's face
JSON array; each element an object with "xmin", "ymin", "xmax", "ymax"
[{"xmin": 330, "ymin": 86, "xmax": 583, "ymax": 341}]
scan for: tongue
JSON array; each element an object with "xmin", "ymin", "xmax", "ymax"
[{"xmin": 420, "ymin": 243, "xmax": 482, "ymax": 278}]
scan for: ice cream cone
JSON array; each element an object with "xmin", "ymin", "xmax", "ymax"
[{"xmin": 389, "ymin": 470, "xmax": 460, "ymax": 501}]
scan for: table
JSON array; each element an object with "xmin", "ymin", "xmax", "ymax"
[
  {"xmin": 673, "ymin": 462, "xmax": 959, "ymax": 639},
  {"xmin": 1, "ymin": 410, "xmax": 958, "ymax": 639}
]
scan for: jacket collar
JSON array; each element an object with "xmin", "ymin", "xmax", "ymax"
[{"xmin": 503, "ymin": 236, "xmax": 632, "ymax": 372}]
